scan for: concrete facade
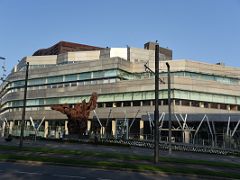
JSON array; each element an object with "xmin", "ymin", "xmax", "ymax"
[{"xmin": 0, "ymin": 42, "xmax": 240, "ymax": 147}]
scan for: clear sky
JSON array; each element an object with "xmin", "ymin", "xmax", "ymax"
[{"xmin": 0, "ymin": 0, "xmax": 240, "ymax": 74}]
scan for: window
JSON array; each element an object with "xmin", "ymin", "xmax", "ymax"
[
  {"xmin": 13, "ymin": 81, "xmax": 25, "ymax": 87},
  {"xmin": 28, "ymin": 78, "xmax": 46, "ymax": 85},
  {"xmin": 93, "ymin": 71, "xmax": 104, "ymax": 78},
  {"xmin": 65, "ymin": 74, "xmax": 78, "ymax": 81},
  {"xmin": 47, "ymin": 76, "xmax": 63, "ymax": 84},
  {"xmin": 115, "ymin": 102, "xmax": 122, "ymax": 107},
  {"xmin": 142, "ymin": 100, "xmax": 151, "ymax": 106},
  {"xmin": 97, "ymin": 103, "xmax": 104, "ymax": 108},
  {"xmin": 106, "ymin": 102, "xmax": 113, "ymax": 107},
  {"xmin": 133, "ymin": 101, "xmax": 141, "ymax": 106},
  {"xmin": 210, "ymin": 103, "xmax": 218, "ymax": 109},
  {"xmin": 191, "ymin": 101, "xmax": 199, "ymax": 107},
  {"xmin": 79, "ymin": 72, "xmax": 91, "ymax": 80},
  {"xmin": 104, "ymin": 70, "xmax": 117, "ymax": 77},
  {"xmin": 182, "ymin": 100, "xmax": 190, "ymax": 106},
  {"xmin": 123, "ymin": 101, "xmax": 131, "ymax": 107},
  {"xmin": 220, "ymin": 104, "xmax": 227, "ymax": 110}
]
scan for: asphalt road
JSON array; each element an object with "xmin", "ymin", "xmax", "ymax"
[{"xmin": 0, "ymin": 162, "xmax": 203, "ymax": 180}]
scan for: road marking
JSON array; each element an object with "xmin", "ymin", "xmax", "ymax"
[
  {"xmin": 53, "ymin": 174, "xmax": 86, "ymax": 179},
  {"xmin": 14, "ymin": 170, "xmax": 42, "ymax": 175}
]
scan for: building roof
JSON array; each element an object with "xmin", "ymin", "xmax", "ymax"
[{"xmin": 32, "ymin": 41, "xmax": 103, "ymax": 56}]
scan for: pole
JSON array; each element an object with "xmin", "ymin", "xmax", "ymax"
[
  {"xmin": 19, "ymin": 62, "xmax": 29, "ymax": 148},
  {"xmin": 166, "ymin": 62, "xmax": 172, "ymax": 155},
  {"xmin": 154, "ymin": 44, "xmax": 159, "ymax": 163}
]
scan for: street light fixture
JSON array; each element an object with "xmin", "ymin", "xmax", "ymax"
[{"xmin": 19, "ymin": 62, "xmax": 29, "ymax": 148}]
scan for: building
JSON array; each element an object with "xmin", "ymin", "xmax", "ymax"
[{"xmin": 0, "ymin": 41, "xmax": 239, "ymax": 148}]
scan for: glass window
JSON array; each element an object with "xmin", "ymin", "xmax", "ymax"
[
  {"xmin": 123, "ymin": 101, "xmax": 131, "ymax": 107},
  {"xmin": 12, "ymin": 101, "xmax": 23, "ymax": 107},
  {"xmin": 106, "ymin": 102, "xmax": 113, "ymax": 107},
  {"xmin": 27, "ymin": 99, "xmax": 39, "ymax": 106},
  {"xmin": 133, "ymin": 92, "xmax": 142, "ymax": 100},
  {"xmin": 65, "ymin": 74, "xmax": 78, "ymax": 82},
  {"xmin": 133, "ymin": 101, "xmax": 141, "ymax": 106},
  {"xmin": 13, "ymin": 80, "xmax": 25, "ymax": 87},
  {"xmin": 104, "ymin": 70, "xmax": 117, "ymax": 77},
  {"xmin": 47, "ymin": 76, "xmax": 63, "ymax": 84},
  {"xmin": 45, "ymin": 98, "xmax": 59, "ymax": 105},
  {"xmin": 123, "ymin": 93, "xmax": 133, "ymax": 101},
  {"xmin": 97, "ymin": 102, "xmax": 104, "ymax": 108},
  {"xmin": 79, "ymin": 72, "xmax": 91, "ymax": 80},
  {"xmin": 28, "ymin": 78, "xmax": 46, "ymax": 85},
  {"xmin": 142, "ymin": 100, "xmax": 151, "ymax": 106},
  {"xmin": 93, "ymin": 71, "xmax": 104, "ymax": 78}
]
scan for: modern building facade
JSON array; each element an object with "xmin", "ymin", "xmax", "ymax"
[{"xmin": 0, "ymin": 41, "xmax": 239, "ymax": 148}]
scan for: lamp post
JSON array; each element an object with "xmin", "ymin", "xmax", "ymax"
[
  {"xmin": 166, "ymin": 62, "xmax": 172, "ymax": 155},
  {"xmin": 19, "ymin": 62, "xmax": 29, "ymax": 148}
]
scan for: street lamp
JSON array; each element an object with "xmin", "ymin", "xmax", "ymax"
[
  {"xmin": 19, "ymin": 62, "xmax": 29, "ymax": 148},
  {"xmin": 166, "ymin": 62, "xmax": 172, "ymax": 155}
]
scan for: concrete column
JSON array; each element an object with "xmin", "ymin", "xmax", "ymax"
[
  {"xmin": 112, "ymin": 119, "xmax": 116, "ymax": 138},
  {"xmin": 140, "ymin": 119, "xmax": 144, "ymax": 140},
  {"xmin": 179, "ymin": 100, "xmax": 182, "ymax": 106},
  {"xmin": 189, "ymin": 101, "xmax": 192, "ymax": 107},
  {"xmin": 9, "ymin": 121, "xmax": 14, "ymax": 135},
  {"xmin": 101, "ymin": 127, "xmax": 105, "ymax": 138},
  {"xmin": 208, "ymin": 103, "xmax": 211, "ymax": 108},
  {"xmin": 183, "ymin": 130, "xmax": 190, "ymax": 143},
  {"xmin": 44, "ymin": 121, "xmax": 49, "ymax": 138},
  {"xmin": 150, "ymin": 101, "xmax": 153, "ymax": 106},
  {"xmin": 1, "ymin": 121, "xmax": 6, "ymax": 137},
  {"xmin": 87, "ymin": 120, "xmax": 91, "ymax": 135},
  {"xmin": 140, "ymin": 101, "xmax": 143, "ymax": 106},
  {"xmin": 173, "ymin": 99, "xmax": 176, "ymax": 106},
  {"xmin": 160, "ymin": 100, "xmax": 164, "ymax": 106},
  {"xmin": 65, "ymin": 120, "xmax": 69, "ymax": 135},
  {"xmin": 217, "ymin": 104, "xmax": 221, "ymax": 109},
  {"xmin": 227, "ymin": 105, "xmax": 230, "ymax": 111}
]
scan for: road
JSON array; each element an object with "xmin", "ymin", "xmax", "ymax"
[{"xmin": 0, "ymin": 161, "xmax": 203, "ymax": 180}]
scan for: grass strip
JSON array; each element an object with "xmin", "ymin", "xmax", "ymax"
[
  {"xmin": 0, "ymin": 154, "xmax": 239, "ymax": 179},
  {"xmin": 0, "ymin": 144, "xmax": 240, "ymax": 169}
]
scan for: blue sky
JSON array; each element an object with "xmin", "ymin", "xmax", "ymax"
[{"xmin": 0, "ymin": 0, "xmax": 240, "ymax": 74}]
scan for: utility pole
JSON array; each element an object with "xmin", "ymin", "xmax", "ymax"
[
  {"xmin": 19, "ymin": 62, "xmax": 29, "ymax": 148},
  {"xmin": 166, "ymin": 62, "xmax": 172, "ymax": 155},
  {"xmin": 154, "ymin": 44, "xmax": 160, "ymax": 163}
]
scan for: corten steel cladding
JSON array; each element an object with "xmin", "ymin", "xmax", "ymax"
[{"xmin": 51, "ymin": 92, "xmax": 98, "ymax": 135}]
